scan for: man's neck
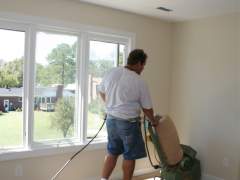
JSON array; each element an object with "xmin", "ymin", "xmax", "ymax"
[{"xmin": 125, "ymin": 65, "xmax": 139, "ymax": 74}]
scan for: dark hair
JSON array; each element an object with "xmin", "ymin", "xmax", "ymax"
[{"xmin": 127, "ymin": 49, "xmax": 147, "ymax": 65}]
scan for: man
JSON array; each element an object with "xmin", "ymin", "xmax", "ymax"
[{"xmin": 98, "ymin": 49, "xmax": 158, "ymax": 180}]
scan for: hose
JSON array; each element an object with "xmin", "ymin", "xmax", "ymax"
[
  {"xmin": 143, "ymin": 115, "xmax": 160, "ymax": 169},
  {"xmin": 51, "ymin": 116, "xmax": 106, "ymax": 180}
]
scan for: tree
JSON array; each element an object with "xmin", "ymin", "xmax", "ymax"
[
  {"xmin": 50, "ymin": 97, "xmax": 74, "ymax": 138},
  {"xmin": 35, "ymin": 63, "xmax": 56, "ymax": 86},
  {"xmin": 46, "ymin": 43, "xmax": 76, "ymax": 85},
  {"xmin": 89, "ymin": 60, "xmax": 114, "ymax": 77},
  {"xmin": 0, "ymin": 71, "xmax": 18, "ymax": 88},
  {"xmin": 0, "ymin": 58, "xmax": 23, "ymax": 88}
]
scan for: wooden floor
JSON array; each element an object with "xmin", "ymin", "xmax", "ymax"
[{"xmin": 132, "ymin": 171, "xmax": 161, "ymax": 180}]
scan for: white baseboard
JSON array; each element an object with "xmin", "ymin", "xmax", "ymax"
[
  {"xmin": 133, "ymin": 167, "xmax": 157, "ymax": 177},
  {"xmin": 133, "ymin": 168, "xmax": 225, "ymax": 180},
  {"xmin": 85, "ymin": 168, "xmax": 224, "ymax": 180},
  {"xmin": 203, "ymin": 174, "xmax": 224, "ymax": 180},
  {"xmin": 85, "ymin": 167, "xmax": 156, "ymax": 180},
  {"xmin": 110, "ymin": 167, "xmax": 156, "ymax": 180}
]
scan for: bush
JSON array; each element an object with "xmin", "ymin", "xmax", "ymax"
[
  {"xmin": 16, "ymin": 107, "xmax": 22, "ymax": 112},
  {"xmin": 50, "ymin": 97, "xmax": 74, "ymax": 138}
]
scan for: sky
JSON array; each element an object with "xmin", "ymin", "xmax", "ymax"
[
  {"xmin": 0, "ymin": 29, "xmax": 25, "ymax": 62},
  {"xmin": 0, "ymin": 29, "xmax": 120, "ymax": 66},
  {"xmin": 35, "ymin": 32, "xmax": 77, "ymax": 65}
]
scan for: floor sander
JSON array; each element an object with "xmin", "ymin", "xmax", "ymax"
[{"xmin": 144, "ymin": 115, "xmax": 201, "ymax": 180}]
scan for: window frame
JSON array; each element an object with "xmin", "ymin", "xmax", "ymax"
[
  {"xmin": 0, "ymin": 14, "xmax": 135, "ymax": 160},
  {"xmin": 0, "ymin": 21, "xmax": 30, "ymax": 150},
  {"xmin": 85, "ymin": 35, "xmax": 129, "ymax": 141},
  {"xmin": 31, "ymin": 27, "xmax": 81, "ymax": 148}
]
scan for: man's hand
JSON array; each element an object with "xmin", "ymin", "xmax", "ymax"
[
  {"xmin": 142, "ymin": 108, "xmax": 160, "ymax": 127},
  {"xmin": 151, "ymin": 117, "xmax": 159, "ymax": 127}
]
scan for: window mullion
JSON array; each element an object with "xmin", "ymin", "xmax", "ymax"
[
  {"xmin": 74, "ymin": 34, "xmax": 82, "ymax": 141},
  {"xmin": 79, "ymin": 33, "xmax": 89, "ymax": 144},
  {"xmin": 22, "ymin": 28, "xmax": 29, "ymax": 149},
  {"xmin": 124, "ymin": 44, "xmax": 129, "ymax": 65},
  {"xmin": 117, "ymin": 43, "xmax": 120, "ymax": 66},
  {"xmin": 25, "ymin": 26, "xmax": 36, "ymax": 149}
]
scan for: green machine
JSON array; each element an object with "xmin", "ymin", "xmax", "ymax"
[{"xmin": 144, "ymin": 117, "xmax": 201, "ymax": 180}]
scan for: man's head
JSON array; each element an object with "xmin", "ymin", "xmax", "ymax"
[{"xmin": 127, "ymin": 49, "xmax": 147, "ymax": 74}]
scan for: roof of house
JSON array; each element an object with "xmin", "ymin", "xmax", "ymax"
[
  {"xmin": 0, "ymin": 87, "xmax": 74, "ymax": 97},
  {"xmin": 65, "ymin": 83, "xmax": 76, "ymax": 91},
  {"xmin": 0, "ymin": 88, "xmax": 23, "ymax": 97}
]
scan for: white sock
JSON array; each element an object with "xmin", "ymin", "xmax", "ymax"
[{"xmin": 101, "ymin": 178, "xmax": 107, "ymax": 180}]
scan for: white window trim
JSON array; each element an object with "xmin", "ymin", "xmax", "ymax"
[
  {"xmin": 0, "ymin": 11, "xmax": 135, "ymax": 161},
  {"xmin": 0, "ymin": 21, "xmax": 30, "ymax": 151},
  {"xmin": 84, "ymin": 34, "xmax": 130, "ymax": 140},
  {"xmin": 30, "ymin": 27, "xmax": 81, "ymax": 148},
  {"xmin": 0, "ymin": 140, "xmax": 107, "ymax": 162},
  {"xmin": 0, "ymin": 11, "xmax": 136, "ymax": 46}
]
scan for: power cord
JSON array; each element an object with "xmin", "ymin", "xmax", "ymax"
[{"xmin": 51, "ymin": 115, "xmax": 106, "ymax": 180}]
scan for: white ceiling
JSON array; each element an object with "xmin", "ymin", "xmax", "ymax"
[{"xmin": 79, "ymin": 0, "xmax": 240, "ymax": 21}]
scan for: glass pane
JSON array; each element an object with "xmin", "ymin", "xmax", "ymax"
[
  {"xmin": 118, "ymin": 44, "xmax": 126, "ymax": 66},
  {"xmin": 87, "ymin": 41, "xmax": 118, "ymax": 138},
  {"xmin": 0, "ymin": 29, "xmax": 25, "ymax": 148},
  {"xmin": 34, "ymin": 32, "xmax": 77, "ymax": 141}
]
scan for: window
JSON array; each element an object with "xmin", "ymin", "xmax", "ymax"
[
  {"xmin": 34, "ymin": 31, "xmax": 78, "ymax": 142},
  {"xmin": 0, "ymin": 17, "xmax": 133, "ymax": 156},
  {"xmin": 87, "ymin": 41, "xmax": 127, "ymax": 138},
  {"xmin": 46, "ymin": 97, "xmax": 51, "ymax": 103},
  {"xmin": 0, "ymin": 28, "xmax": 25, "ymax": 149}
]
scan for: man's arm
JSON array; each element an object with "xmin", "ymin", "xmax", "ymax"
[{"xmin": 142, "ymin": 108, "xmax": 159, "ymax": 126}]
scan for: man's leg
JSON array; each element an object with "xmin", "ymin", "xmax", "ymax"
[
  {"xmin": 122, "ymin": 159, "xmax": 135, "ymax": 180},
  {"xmin": 101, "ymin": 153, "xmax": 119, "ymax": 179}
]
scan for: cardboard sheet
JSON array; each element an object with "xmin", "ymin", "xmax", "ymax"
[{"xmin": 155, "ymin": 115, "xmax": 183, "ymax": 165}]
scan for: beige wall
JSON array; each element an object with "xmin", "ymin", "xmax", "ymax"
[
  {"xmin": 0, "ymin": 0, "xmax": 172, "ymax": 180},
  {"xmin": 1, "ymin": 1, "xmax": 239, "ymax": 180},
  {"xmin": 237, "ymin": 12, "xmax": 240, "ymax": 180},
  {"xmin": 170, "ymin": 13, "xmax": 240, "ymax": 180}
]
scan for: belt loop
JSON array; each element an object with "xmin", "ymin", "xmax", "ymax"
[{"xmin": 128, "ymin": 117, "xmax": 140, "ymax": 123}]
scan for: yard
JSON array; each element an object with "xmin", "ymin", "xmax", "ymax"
[{"xmin": 0, "ymin": 111, "xmax": 106, "ymax": 148}]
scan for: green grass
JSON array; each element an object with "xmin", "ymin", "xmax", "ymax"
[
  {"xmin": 33, "ymin": 111, "xmax": 63, "ymax": 141},
  {"xmin": 0, "ymin": 111, "xmax": 106, "ymax": 148},
  {"xmin": 87, "ymin": 112, "xmax": 107, "ymax": 138},
  {"xmin": 0, "ymin": 111, "xmax": 23, "ymax": 147}
]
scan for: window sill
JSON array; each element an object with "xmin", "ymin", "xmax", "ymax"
[{"xmin": 0, "ymin": 139, "xmax": 107, "ymax": 162}]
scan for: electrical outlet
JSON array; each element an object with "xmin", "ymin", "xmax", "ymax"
[
  {"xmin": 222, "ymin": 157, "xmax": 229, "ymax": 167},
  {"xmin": 15, "ymin": 164, "xmax": 23, "ymax": 177}
]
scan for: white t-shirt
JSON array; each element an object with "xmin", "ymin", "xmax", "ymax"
[{"xmin": 98, "ymin": 67, "xmax": 152, "ymax": 119}]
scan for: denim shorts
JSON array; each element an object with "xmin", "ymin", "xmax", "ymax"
[{"xmin": 106, "ymin": 115, "xmax": 146, "ymax": 160}]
